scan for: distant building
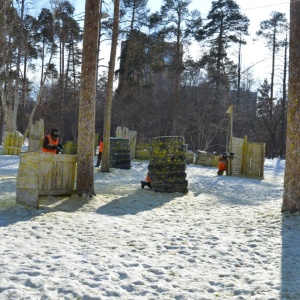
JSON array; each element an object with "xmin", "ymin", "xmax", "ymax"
[
  {"xmin": 117, "ymin": 32, "xmax": 183, "ymax": 91},
  {"xmin": 230, "ymin": 90, "xmax": 257, "ymax": 119},
  {"xmin": 229, "ymin": 90, "xmax": 257, "ymax": 138}
]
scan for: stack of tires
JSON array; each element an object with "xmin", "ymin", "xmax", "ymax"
[
  {"xmin": 148, "ymin": 136, "xmax": 188, "ymax": 193},
  {"xmin": 110, "ymin": 138, "xmax": 131, "ymax": 170}
]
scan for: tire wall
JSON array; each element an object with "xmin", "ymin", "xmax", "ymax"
[
  {"xmin": 148, "ymin": 136, "xmax": 188, "ymax": 193},
  {"xmin": 110, "ymin": 138, "xmax": 131, "ymax": 170}
]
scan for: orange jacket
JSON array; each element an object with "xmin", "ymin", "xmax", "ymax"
[
  {"xmin": 218, "ymin": 156, "xmax": 228, "ymax": 171},
  {"xmin": 98, "ymin": 141, "xmax": 103, "ymax": 153},
  {"xmin": 42, "ymin": 134, "xmax": 59, "ymax": 154},
  {"xmin": 146, "ymin": 175, "xmax": 151, "ymax": 182}
]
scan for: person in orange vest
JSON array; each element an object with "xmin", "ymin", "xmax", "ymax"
[
  {"xmin": 42, "ymin": 129, "xmax": 63, "ymax": 154},
  {"xmin": 141, "ymin": 173, "xmax": 152, "ymax": 189},
  {"xmin": 95, "ymin": 136, "xmax": 104, "ymax": 167},
  {"xmin": 217, "ymin": 152, "xmax": 228, "ymax": 175}
]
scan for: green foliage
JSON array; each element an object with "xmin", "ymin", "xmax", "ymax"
[{"xmin": 256, "ymin": 11, "xmax": 287, "ymax": 51}]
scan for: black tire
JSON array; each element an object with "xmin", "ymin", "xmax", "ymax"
[
  {"xmin": 147, "ymin": 171, "xmax": 187, "ymax": 181},
  {"xmin": 113, "ymin": 165, "xmax": 131, "ymax": 170},
  {"xmin": 148, "ymin": 163, "xmax": 186, "ymax": 172},
  {"xmin": 152, "ymin": 181, "xmax": 188, "ymax": 194},
  {"xmin": 113, "ymin": 153, "xmax": 131, "ymax": 160},
  {"xmin": 110, "ymin": 159, "xmax": 131, "ymax": 166},
  {"xmin": 149, "ymin": 154, "xmax": 186, "ymax": 164},
  {"xmin": 148, "ymin": 144, "xmax": 187, "ymax": 155},
  {"xmin": 147, "ymin": 136, "xmax": 188, "ymax": 193}
]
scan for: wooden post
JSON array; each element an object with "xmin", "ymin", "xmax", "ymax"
[
  {"xmin": 226, "ymin": 105, "xmax": 233, "ymax": 175},
  {"xmin": 242, "ymin": 135, "xmax": 248, "ymax": 175},
  {"xmin": 28, "ymin": 119, "xmax": 44, "ymax": 151},
  {"xmin": 260, "ymin": 143, "xmax": 265, "ymax": 178}
]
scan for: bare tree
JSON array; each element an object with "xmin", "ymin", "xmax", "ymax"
[
  {"xmin": 76, "ymin": 0, "xmax": 101, "ymax": 197},
  {"xmin": 282, "ymin": 1, "xmax": 300, "ymax": 212}
]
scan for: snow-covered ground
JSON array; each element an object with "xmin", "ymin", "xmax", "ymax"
[{"xmin": 0, "ymin": 149, "xmax": 299, "ymax": 300}]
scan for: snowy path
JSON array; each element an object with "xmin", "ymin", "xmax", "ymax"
[{"xmin": 0, "ymin": 156, "xmax": 299, "ymax": 299}]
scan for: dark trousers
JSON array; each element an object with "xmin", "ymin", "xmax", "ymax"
[{"xmin": 95, "ymin": 152, "xmax": 102, "ymax": 167}]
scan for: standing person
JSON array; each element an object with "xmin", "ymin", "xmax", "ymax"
[
  {"xmin": 95, "ymin": 136, "xmax": 103, "ymax": 167},
  {"xmin": 141, "ymin": 173, "xmax": 152, "ymax": 189},
  {"xmin": 42, "ymin": 129, "xmax": 63, "ymax": 154},
  {"xmin": 217, "ymin": 153, "xmax": 228, "ymax": 175}
]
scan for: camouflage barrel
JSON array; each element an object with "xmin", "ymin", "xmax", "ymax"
[
  {"xmin": 148, "ymin": 136, "xmax": 188, "ymax": 193},
  {"xmin": 110, "ymin": 138, "xmax": 131, "ymax": 170}
]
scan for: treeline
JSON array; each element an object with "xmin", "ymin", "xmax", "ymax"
[{"xmin": 0, "ymin": 0, "xmax": 289, "ymax": 157}]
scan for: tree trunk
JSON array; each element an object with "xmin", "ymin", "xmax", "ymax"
[
  {"xmin": 101, "ymin": 0, "xmax": 120, "ymax": 173},
  {"xmin": 12, "ymin": 0, "xmax": 25, "ymax": 132},
  {"xmin": 76, "ymin": 0, "xmax": 101, "ymax": 197},
  {"xmin": 280, "ymin": 29, "xmax": 288, "ymax": 157},
  {"xmin": 282, "ymin": 2, "xmax": 300, "ymax": 212}
]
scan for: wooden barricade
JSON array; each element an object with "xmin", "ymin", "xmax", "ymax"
[
  {"xmin": 64, "ymin": 141, "xmax": 77, "ymax": 155},
  {"xmin": 135, "ymin": 143, "xmax": 150, "ymax": 160},
  {"xmin": 194, "ymin": 151, "xmax": 219, "ymax": 167},
  {"xmin": 16, "ymin": 152, "xmax": 77, "ymax": 208},
  {"xmin": 2, "ymin": 131, "xmax": 23, "ymax": 155},
  {"xmin": 194, "ymin": 137, "xmax": 265, "ymax": 178},
  {"xmin": 28, "ymin": 119, "xmax": 44, "ymax": 151},
  {"xmin": 230, "ymin": 137, "xmax": 244, "ymax": 175},
  {"xmin": 230, "ymin": 136, "xmax": 265, "ymax": 178},
  {"xmin": 116, "ymin": 127, "xmax": 137, "ymax": 159}
]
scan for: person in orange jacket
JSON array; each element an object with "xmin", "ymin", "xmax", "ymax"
[
  {"xmin": 95, "ymin": 136, "xmax": 104, "ymax": 167},
  {"xmin": 42, "ymin": 129, "xmax": 63, "ymax": 154},
  {"xmin": 141, "ymin": 173, "xmax": 152, "ymax": 189},
  {"xmin": 217, "ymin": 153, "xmax": 228, "ymax": 175}
]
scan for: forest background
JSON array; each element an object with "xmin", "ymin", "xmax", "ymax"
[{"xmin": 0, "ymin": 0, "xmax": 290, "ymax": 157}]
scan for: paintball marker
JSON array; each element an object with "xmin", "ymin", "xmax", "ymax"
[
  {"xmin": 56, "ymin": 144, "xmax": 64, "ymax": 154},
  {"xmin": 228, "ymin": 152, "xmax": 235, "ymax": 160}
]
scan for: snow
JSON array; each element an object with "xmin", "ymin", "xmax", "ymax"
[{"xmin": 0, "ymin": 146, "xmax": 299, "ymax": 300}]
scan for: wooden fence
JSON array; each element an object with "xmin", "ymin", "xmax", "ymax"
[
  {"xmin": 16, "ymin": 152, "xmax": 77, "ymax": 208},
  {"xmin": 230, "ymin": 136, "xmax": 265, "ymax": 178}
]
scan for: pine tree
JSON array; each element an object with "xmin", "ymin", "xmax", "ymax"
[
  {"xmin": 159, "ymin": 0, "xmax": 202, "ymax": 133},
  {"xmin": 76, "ymin": 0, "xmax": 101, "ymax": 197},
  {"xmin": 256, "ymin": 11, "xmax": 287, "ymax": 120},
  {"xmin": 196, "ymin": 0, "xmax": 249, "ymax": 103}
]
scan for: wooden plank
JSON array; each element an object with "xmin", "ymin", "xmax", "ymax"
[
  {"xmin": 16, "ymin": 189, "xmax": 39, "ymax": 208},
  {"xmin": 129, "ymin": 131, "xmax": 137, "ymax": 159},
  {"xmin": 231, "ymin": 136, "xmax": 244, "ymax": 175},
  {"xmin": 17, "ymin": 175, "xmax": 38, "ymax": 186},
  {"xmin": 39, "ymin": 189, "xmax": 74, "ymax": 196}
]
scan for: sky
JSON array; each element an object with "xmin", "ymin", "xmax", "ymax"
[
  {"xmin": 73, "ymin": 0, "xmax": 290, "ymax": 92},
  {"xmin": 1, "ymin": 142, "xmax": 299, "ymax": 299}
]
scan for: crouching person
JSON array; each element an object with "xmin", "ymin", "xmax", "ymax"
[
  {"xmin": 141, "ymin": 173, "xmax": 152, "ymax": 189},
  {"xmin": 217, "ymin": 153, "xmax": 228, "ymax": 175},
  {"xmin": 42, "ymin": 129, "xmax": 63, "ymax": 154}
]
